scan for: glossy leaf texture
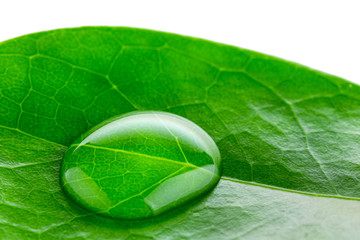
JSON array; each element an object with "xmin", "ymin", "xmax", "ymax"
[{"xmin": 1, "ymin": 27, "xmax": 360, "ymax": 239}]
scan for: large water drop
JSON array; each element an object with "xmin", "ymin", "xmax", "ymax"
[{"xmin": 60, "ymin": 111, "xmax": 221, "ymax": 220}]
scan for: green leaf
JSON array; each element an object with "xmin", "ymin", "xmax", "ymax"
[{"xmin": 1, "ymin": 27, "xmax": 360, "ymax": 239}]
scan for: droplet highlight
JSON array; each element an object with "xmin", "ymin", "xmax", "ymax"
[{"xmin": 60, "ymin": 111, "xmax": 221, "ymax": 219}]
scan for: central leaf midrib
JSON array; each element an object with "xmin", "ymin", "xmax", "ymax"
[
  {"xmin": 0, "ymin": 125, "xmax": 67, "ymax": 148},
  {"xmin": 3, "ymin": 126, "xmax": 358, "ymax": 202},
  {"xmin": 222, "ymin": 177, "xmax": 360, "ymax": 202},
  {"xmin": 71, "ymin": 143, "xmax": 212, "ymax": 173}
]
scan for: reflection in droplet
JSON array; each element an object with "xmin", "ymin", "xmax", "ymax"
[
  {"xmin": 63, "ymin": 167, "xmax": 111, "ymax": 212},
  {"xmin": 144, "ymin": 165, "xmax": 217, "ymax": 215}
]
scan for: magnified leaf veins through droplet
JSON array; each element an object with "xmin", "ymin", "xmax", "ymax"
[{"xmin": 60, "ymin": 111, "xmax": 221, "ymax": 220}]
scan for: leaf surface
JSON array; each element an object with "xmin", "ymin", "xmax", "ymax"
[{"xmin": 1, "ymin": 27, "xmax": 360, "ymax": 239}]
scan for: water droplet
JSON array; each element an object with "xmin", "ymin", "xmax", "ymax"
[{"xmin": 60, "ymin": 111, "xmax": 221, "ymax": 219}]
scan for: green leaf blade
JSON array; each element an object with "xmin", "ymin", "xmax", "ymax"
[{"xmin": 1, "ymin": 27, "xmax": 360, "ymax": 239}]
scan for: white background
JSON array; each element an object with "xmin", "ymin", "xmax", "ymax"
[{"xmin": 1, "ymin": 0, "xmax": 359, "ymax": 84}]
